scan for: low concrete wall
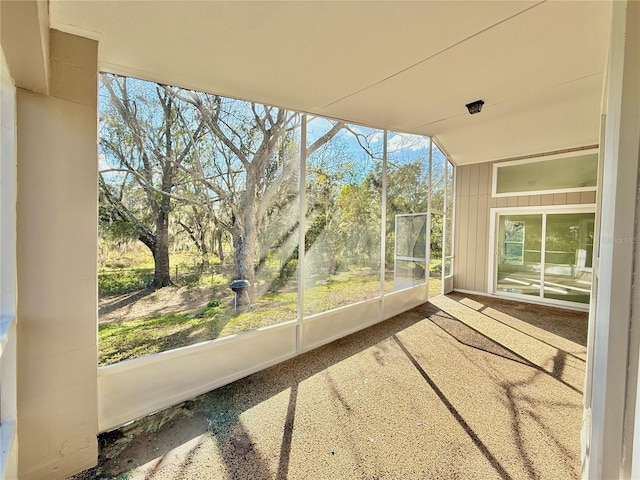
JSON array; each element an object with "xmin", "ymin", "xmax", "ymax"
[
  {"xmin": 99, "ymin": 283, "xmax": 430, "ymax": 434},
  {"xmin": 99, "ymin": 322, "xmax": 298, "ymax": 432}
]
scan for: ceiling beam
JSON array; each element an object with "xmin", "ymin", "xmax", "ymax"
[{"xmin": 1, "ymin": 0, "xmax": 50, "ymax": 94}]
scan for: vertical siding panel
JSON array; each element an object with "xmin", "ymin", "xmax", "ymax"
[
  {"xmin": 553, "ymin": 193, "xmax": 567, "ymax": 205},
  {"xmin": 477, "ymin": 163, "xmax": 490, "ymax": 195},
  {"xmin": 467, "ymin": 196, "xmax": 479, "ymax": 291},
  {"xmin": 476, "ymin": 195, "xmax": 489, "ymax": 292},
  {"xmin": 461, "ymin": 196, "xmax": 471, "ymax": 291},
  {"xmin": 541, "ymin": 194, "xmax": 555, "ymax": 205},
  {"xmin": 529, "ymin": 195, "xmax": 541, "ymax": 206},
  {"xmin": 497, "ymin": 196, "xmax": 509, "ymax": 207},
  {"xmin": 454, "ymin": 165, "xmax": 463, "ymax": 197},
  {"xmin": 468, "ymin": 164, "xmax": 480, "ymax": 196},
  {"xmin": 566, "ymin": 192, "xmax": 581, "ymax": 204},
  {"xmin": 507, "ymin": 196, "xmax": 518, "ymax": 207},
  {"xmin": 454, "ymin": 161, "xmax": 494, "ymax": 293},
  {"xmin": 517, "ymin": 196, "xmax": 529, "ymax": 207},
  {"xmin": 455, "ymin": 196, "xmax": 470, "ymax": 290},
  {"xmin": 489, "ymin": 196, "xmax": 497, "ymax": 208},
  {"xmin": 459, "ymin": 165, "xmax": 470, "ymax": 198}
]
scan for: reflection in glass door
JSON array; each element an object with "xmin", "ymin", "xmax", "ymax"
[
  {"xmin": 496, "ymin": 215, "xmax": 543, "ymax": 298},
  {"xmin": 495, "ymin": 209, "xmax": 595, "ymax": 306},
  {"xmin": 544, "ymin": 213, "xmax": 594, "ymax": 304}
]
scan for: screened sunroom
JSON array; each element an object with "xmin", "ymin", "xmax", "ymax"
[
  {"xmin": 1, "ymin": 1, "xmax": 639, "ymax": 479},
  {"xmin": 94, "ymin": 74, "xmax": 456, "ymax": 431}
]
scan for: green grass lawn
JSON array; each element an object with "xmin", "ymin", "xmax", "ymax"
[
  {"xmin": 99, "ymin": 300, "xmax": 227, "ymax": 365},
  {"xmin": 98, "ymin": 272, "xmax": 444, "ymax": 366}
]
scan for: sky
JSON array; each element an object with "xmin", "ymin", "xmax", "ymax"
[{"xmin": 98, "ymin": 74, "xmax": 452, "ymax": 190}]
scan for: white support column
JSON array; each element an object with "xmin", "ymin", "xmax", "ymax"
[
  {"xmin": 16, "ymin": 30, "xmax": 98, "ymax": 480},
  {"xmin": 380, "ymin": 130, "xmax": 387, "ymax": 299},
  {"xmin": 624, "ymin": 1, "xmax": 640, "ymax": 477},
  {"xmin": 586, "ymin": 1, "xmax": 640, "ymax": 478},
  {"xmin": 297, "ymin": 114, "xmax": 307, "ymax": 349}
]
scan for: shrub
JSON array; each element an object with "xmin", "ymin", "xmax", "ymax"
[
  {"xmin": 279, "ymin": 259, "xmax": 298, "ymax": 279},
  {"xmin": 429, "ymin": 260, "xmax": 443, "ymax": 274}
]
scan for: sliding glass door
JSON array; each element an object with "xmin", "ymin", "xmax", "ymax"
[
  {"xmin": 496, "ymin": 214, "xmax": 543, "ymax": 298},
  {"xmin": 543, "ymin": 213, "xmax": 594, "ymax": 304},
  {"xmin": 493, "ymin": 207, "xmax": 595, "ymax": 307}
]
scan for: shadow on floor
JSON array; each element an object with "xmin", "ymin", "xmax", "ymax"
[
  {"xmin": 72, "ymin": 293, "xmax": 587, "ymax": 480},
  {"xmin": 448, "ymin": 291, "xmax": 588, "ymax": 347}
]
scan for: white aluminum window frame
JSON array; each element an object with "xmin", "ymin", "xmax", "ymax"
[
  {"xmin": 488, "ymin": 204, "xmax": 596, "ymax": 311},
  {"xmin": 393, "ymin": 212, "xmax": 429, "ymax": 287},
  {"xmin": 433, "ymin": 140, "xmax": 455, "ymax": 292},
  {"xmin": 491, "ymin": 148, "xmax": 599, "ymax": 198}
]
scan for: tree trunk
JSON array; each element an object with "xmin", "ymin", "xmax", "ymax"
[
  {"xmin": 232, "ymin": 204, "xmax": 258, "ymax": 306},
  {"xmin": 178, "ymin": 219, "xmax": 209, "ymax": 267},
  {"xmin": 199, "ymin": 228, "xmax": 209, "ymax": 267},
  {"xmin": 153, "ymin": 209, "xmax": 172, "ymax": 288},
  {"xmin": 216, "ymin": 229, "xmax": 224, "ymax": 262},
  {"xmin": 232, "ymin": 232, "xmax": 257, "ymax": 306}
]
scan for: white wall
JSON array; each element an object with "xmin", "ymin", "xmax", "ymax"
[
  {"xmin": 16, "ymin": 30, "xmax": 99, "ymax": 480},
  {"xmin": 453, "ymin": 157, "xmax": 597, "ymax": 294}
]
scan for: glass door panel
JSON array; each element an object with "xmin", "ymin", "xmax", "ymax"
[
  {"xmin": 543, "ymin": 213, "xmax": 594, "ymax": 304},
  {"xmin": 429, "ymin": 213, "xmax": 443, "ymax": 298},
  {"xmin": 394, "ymin": 214, "xmax": 427, "ymax": 291},
  {"xmin": 496, "ymin": 214, "xmax": 543, "ymax": 297}
]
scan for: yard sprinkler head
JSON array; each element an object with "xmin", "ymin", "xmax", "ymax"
[{"xmin": 230, "ymin": 279, "xmax": 251, "ymax": 313}]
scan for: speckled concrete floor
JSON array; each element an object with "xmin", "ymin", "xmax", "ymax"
[{"xmin": 73, "ymin": 293, "xmax": 587, "ymax": 480}]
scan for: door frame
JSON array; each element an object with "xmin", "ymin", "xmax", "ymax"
[
  {"xmin": 393, "ymin": 212, "xmax": 429, "ymax": 291},
  {"xmin": 488, "ymin": 204, "xmax": 596, "ymax": 310}
]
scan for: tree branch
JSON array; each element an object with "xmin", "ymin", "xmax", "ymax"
[
  {"xmin": 161, "ymin": 85, "xmax": 250, "ymax": 167},
  {"xmin": 307, "ymin": 121, "xmax": 345, "ymax": 158},
  {"xmin": 99, "ymin": 173, "xmax": 156, "ymax": 251}
]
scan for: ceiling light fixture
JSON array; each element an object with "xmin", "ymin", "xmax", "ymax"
[{"xmin": 465, "ymin": 100, "xmax": 484, "ymax": 115}]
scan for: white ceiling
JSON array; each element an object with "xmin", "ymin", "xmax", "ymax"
[{"xmin": 49, "ymin": 0, "xmax": 611, "ymax": 165}]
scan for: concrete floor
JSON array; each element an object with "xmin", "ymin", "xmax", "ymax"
[{"xmin": 72, "ymin": 292, "xmax": 587, "ymax": 480}]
